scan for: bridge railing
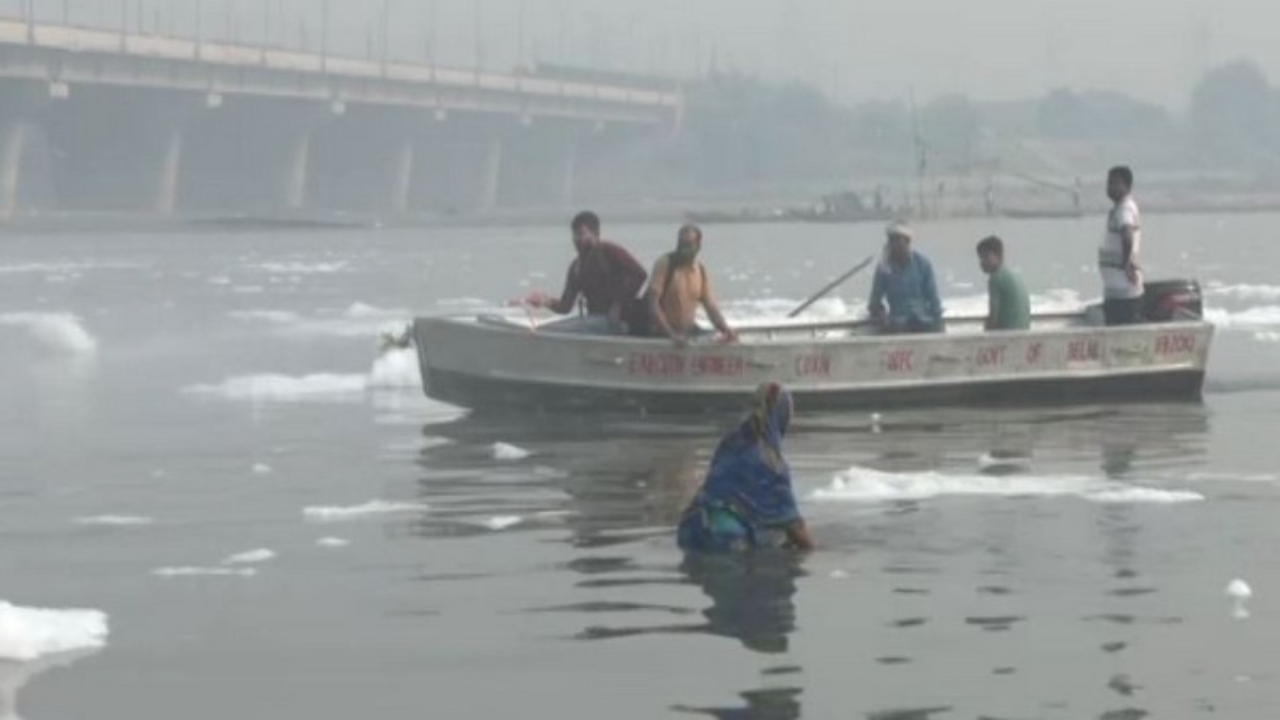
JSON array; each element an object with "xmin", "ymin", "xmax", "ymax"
[{"xmin": 0, "ymin": 18, "xmax": 679, "ymax": 110}]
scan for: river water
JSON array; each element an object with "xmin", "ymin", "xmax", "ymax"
[{"xmin": 2, "ymin": 213, "xmax": 1279, "ymax": 719}]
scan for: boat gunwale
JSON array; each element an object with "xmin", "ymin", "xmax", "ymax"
[{"xmin": 414, "ymin": 312, "xmax": 1214, "ymax": 351}]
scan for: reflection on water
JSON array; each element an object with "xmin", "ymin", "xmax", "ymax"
[
  {"xmin": 673, "ymin": 686, "xmax": 803, "ymax": 720},
  {"xmin": 565, "ymin": 549, "xmax": 804, "ymax": 654},
  {"xmin": 681, "ymin": 553, "xmax": 804, "ymax": 654},
  {"xmin": 402, "ymin": 401, "xmax": 1216, "ymax": 719},
  {"xmin": 0, "ymin": 649, "xmax": 100, "ymax": 720}
]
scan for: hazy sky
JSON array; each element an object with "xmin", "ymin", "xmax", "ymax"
[{"xmin": 26, "ymin": 0, "xmax": 1280, "ymax": 107}]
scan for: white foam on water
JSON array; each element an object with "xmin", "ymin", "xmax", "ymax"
[
  {"xmin": 0, "ymin": 313, "xmax": 98, "ymax": 354},
  {"xmin": 1205, "ymin": 306, "xmax": 1280, "ymax": 330},
  {"xmin": 722, "ymin": 297, "xmax": 851, "ymax": 324},
  {"xmin": 1184, "ymin": 471, "xmax": 1278, "ymax": 484},
  {"xmin": 231, "ymin": 286, "xmax": 265, "ymax": 294},
  {"xmin": 1227, "ymin": 578, "xmax": 1253, "ymax": 620},
  {"xmin": 479, "ymin": 516, "xmax": 524, "ymax": 531},
  {"xmin": 230, "ymin": 305, "xmax": 410, "ymax": 340},
  {"xmin": 811, "ymin": 465, "xmax": 1204, "ymax": 505},
  {"xmin": 1030, "ymin": 288, "xmax": 1089, "ymax": 313},
  {"xmin": 0, "ymin": 601, "xmax": 109, "ymax": 662},
  {"xmin": 343, "ymin": 302, "xmax": 408, "ymax": 319},
  {"xmin": 251, "ymin": 463, "xmax": 273, "ymax": 475},
  {"xmin": 255, "ymin": 261, "xmax": 348, "ymax": 274},
  {"xmin": 316, "ymin": 537, "xmax": 351, "ymax": 548},
  {"xmin": 435, "ymin": 297, "xmax": 493, "ymax": 310},
  {"xmin": 943, "ymin": 293, "xmax": 991, "ymax": 317},
  {"xmin": 151, "ymin": 567, "xmax": 258, "ymax": 578},
  {"xmin": 492, "ymin": 442, "xmax": 531, "ymax": 461},
  {"xmin": 257, "ymin": 302, "xmax": 413, "ymax": 339},
  {"xmin": 229, "ymin": 309, "xmax": 301, "ymax": 324},
  {"xmin": 207, "ymin": 276, "xmax": 232, "ymax": 285},
  {"xmin": 719, "ymin": 288, "xmax": 1084, "ymax": 326},
  {"xmin": 0, "ymin": 260, "xmax": 138, "ymax": 275},
  {"xmin": 184, "ymin": 373, "xmax": 368, "ymax": 403},
  {"xmin": 945, "ymin": 288, "xmax": 1086, "ymax": 319},
  {"xmin": 1206, "ymin": 283, "xmax": 1280, "ymax": 301},
  {"xmin": 977, "ymin": 453, "xmax": 1033, "ymax": 471},
  {"xmin": 368, "ymin": 348, "xmax": 422, "ymax": 390},
  {"xmin": 532, "ymin": 510, "xmax": 575, "ymax": 519},
  {"xmin": 73, "ymin": 515, "xmax": 154, "ymax": 527},
  {"xmin": 302, "ymin": 499, "xmax": 428, "ymax": 522},
  {"xmin": 1253, "ymin": 331, "xmax": 1280, "ymax": 343},
  {"xmin": 188, "ymin": 356, "xmax": 441, "ymax": 407},
  {"xmin": 1086, "ymin": 487, "xmax": 1206, "ymax": 504},
  {"xmin": 222, "ymin": 549, "xmax": 275, "ymax": 565}
]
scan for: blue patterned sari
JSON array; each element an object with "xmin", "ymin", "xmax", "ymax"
[{"xmin": 678, "ymin": 383, "xmax": 802, "ymax": 553}]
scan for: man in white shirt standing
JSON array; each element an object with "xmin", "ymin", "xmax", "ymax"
[{"xmin": 1099, "ymin": 165, "xmax": 1144, "ymax": 325}]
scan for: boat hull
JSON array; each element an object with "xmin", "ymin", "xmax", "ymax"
[{"xmin": 414, "ymin": 315, "xmax": 1213, "ymax": 414}]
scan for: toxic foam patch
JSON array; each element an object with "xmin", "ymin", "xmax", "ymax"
[
  {"xmin": 302, "ymin": 500, "xmax": 428, "ymax": 522},
  {"xmin": 0, "ymin": 313, "xmax": 98, "ymax": 354},
  {"xmin": 0, "ymin": 601, "xmax": 109, "ymax": 662},
  {"xmin": 811, "ymin": 465, "xmax": 1204, "ymax": 505}
]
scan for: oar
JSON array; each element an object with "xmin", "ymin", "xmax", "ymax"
[{"xmin": 787, "ymin": 254, "xmax": 877, "ymax": 318}]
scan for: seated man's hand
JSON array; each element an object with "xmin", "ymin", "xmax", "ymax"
[
  {"xmin": 523, "ymin": 292, "xmax": 551, "ymax": 309},
  {"xmin": 606, "ymin": 305, "xmax": 625, "ymax": 330},
  {"xmin": 717, "ymin": 330, "xmax": 739, "ymax": 344},
  {"xmin": 670, "ymin": 332, "xmax": 689, "ymax": 349}
]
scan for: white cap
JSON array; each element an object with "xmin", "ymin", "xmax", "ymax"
[{"xmin": 885, "ymin": 221, "xmax": 914, "ymax": 240}]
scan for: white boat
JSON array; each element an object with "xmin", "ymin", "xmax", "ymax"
[{"xmin": 412, "ymin": 281, "xmax": 1212, "ymax": 414}]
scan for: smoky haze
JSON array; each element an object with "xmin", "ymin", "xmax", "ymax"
[
  {"xmin": 25, "ymin": 0, "xmax": 1280, "ymax": 106},
  {"xmin": 6, "ymin": 0, "xmax": 1280, "ymax": 221}
]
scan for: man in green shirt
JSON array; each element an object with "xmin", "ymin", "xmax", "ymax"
[{"xmin": 977, "ymin": 236, "xmax": 1031, "ymax": 331}]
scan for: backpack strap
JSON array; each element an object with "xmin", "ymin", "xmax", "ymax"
[{"xmin": 657, "ymin": 254, "xmax": 705, "ymax": 304}]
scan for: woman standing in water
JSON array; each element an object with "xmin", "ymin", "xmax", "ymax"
[{"xmin": 677, "ymin": 383, "xmax": 815, "ymax": 553}]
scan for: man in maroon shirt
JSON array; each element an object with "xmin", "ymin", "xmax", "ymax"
[{"xmin": 527, "ymin": 211, "xmax": 649, "ymax": 334}]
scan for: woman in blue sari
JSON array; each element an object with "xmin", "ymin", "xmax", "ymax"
[{"xmin": 678, "ymin": 382, "xmax": 815, "ymax": 553}]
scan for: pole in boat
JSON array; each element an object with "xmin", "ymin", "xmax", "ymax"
[{"xmin": 787, "ymin": 254, "xmax": 876, "ymax": 318}]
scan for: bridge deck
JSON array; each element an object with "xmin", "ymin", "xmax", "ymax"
[{"xmin": 0, "ymin": 19, "xmax": 679, "ymax": 124}]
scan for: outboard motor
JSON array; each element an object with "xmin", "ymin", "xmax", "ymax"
[{"xmin": 1142, "ymin": 279, "xmax": 1202, "ymax": 322}]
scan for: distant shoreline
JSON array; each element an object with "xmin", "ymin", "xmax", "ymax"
[{"xmin": 6, "ymin": 191, "xmax": 1280, "ymax": 233}]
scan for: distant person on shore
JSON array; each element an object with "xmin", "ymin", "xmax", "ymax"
[
  {"xmin": 1099, "ymin": 166, "xmax": 1145, "ymax": 325},
  {"xmin": 867, "ymin": 221, "xmax": 945, "ymax": 334},
  {"xmin": 677, "ymin": 383, "xmax": 815, "ymax": 553},
  {"xmin": 646, "ymin": 224, "xmax": 738, "ymax": 347},
  {"xmin": 525, "ymin": 211, "xmax": 648, "ymax": 334},
  {"xmin": 976, "ymin": 236, "xmax": 1031, "ymax": 331}
]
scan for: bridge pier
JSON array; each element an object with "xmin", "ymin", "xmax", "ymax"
[
  {"xmin": 390, "ymin": 136, "xmax": 416, "ymax": 216},
  {"xmin": 181, "ymin": 99, "xmax": 337, "ymax": 215},
  {"xmin": 476, "ymin": 135, "xmax": 504, "ymax": 215},
  {"xmin": 558, "ymin": 146, "xmax": 578, "ymax": 208},
  {"xmin": 38, "ymin": 87, "xmax": 207, "ymax": 214},
  {"xmin": 0, "ymin": 23, "xmax": 681, "ymax": 220},
  {"xmin": 154, "ymin": 126, "xmax": 184, "ymax": 215},
  {"xmin": 284, "ymin": 129, "xmax": 312, "ymax": 211},
  {"xmin": 0, "ymin": 121, "xmax": 26, "ymax": 221}
]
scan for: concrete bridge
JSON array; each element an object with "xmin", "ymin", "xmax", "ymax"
[{"xmin": 0, "ymin": 18, "xmax": 683, "ymax": 221}]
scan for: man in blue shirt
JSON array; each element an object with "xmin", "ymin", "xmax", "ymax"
[{"xmin": 867, "ymin": 222, "xmax": 945, "ymax": 334}]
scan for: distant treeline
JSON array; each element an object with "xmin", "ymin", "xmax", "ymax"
[{"xmin": 646, "ymin": 60, "xmax": 1280, "ymax": 195}]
